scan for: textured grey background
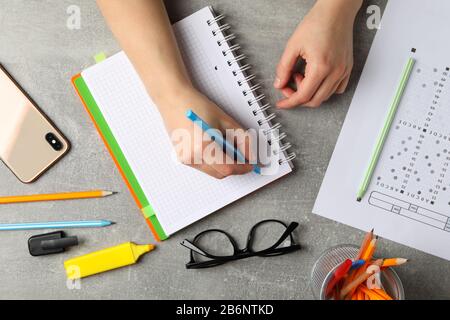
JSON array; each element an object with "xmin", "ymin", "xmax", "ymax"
[{"xmin": 0, "ymin": 0, "xmax": 448, "ymax": 300}]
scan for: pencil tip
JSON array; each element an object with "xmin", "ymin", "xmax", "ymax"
[
  {"xmin": 370, "ymin": 228, "xmax": 374, "ymax": 233},
  {"xmin": 357, "ymin": 198, "xmax": 362, "ymax": 202},
  {"xmin": 103, "ymin": 190, "xmax": 117, "ymax": 196}
]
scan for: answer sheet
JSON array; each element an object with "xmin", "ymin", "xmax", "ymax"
[{"xmin": 314, "ymin": 0, "xmax": 450, "ymax": 260}]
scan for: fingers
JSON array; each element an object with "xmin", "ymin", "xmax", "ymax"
[
  {"xmin": 336, "ymin": 74, "xmax": 351, "ymax": 94},
  {"xmin": 220, "ymin": 117, "xmax": 256, "ymax": 164},
  {"xmin": 186, "ymin": 115, "xmax": 254, "ymax": 179},
  {"xmin": 277, "ymin": 62, "xmax": 351, "ymax": 108},
  {"xmin": 276, "ymin": 61, "xmax": 328, "ymax": 109},
  {"xmin": 274, "ymin": 42, "xmax": 299, "ymax": 89},
  {"xmin": 202, "ymin": 142, "xmax": 253, "ymax": 178},
  {"xmin": 189, "ymin": 164, "xmax": 225, "ymax": 179},
  {"xmin": 302, "ymin": 72, "xmax": 345, "ymax": 108}
]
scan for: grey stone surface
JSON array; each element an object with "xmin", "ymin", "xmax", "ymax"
[{"xmin": 0, "ymin": 0, "xmax": 447, "ymax": 300}]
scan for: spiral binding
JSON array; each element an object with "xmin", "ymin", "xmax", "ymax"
[{"xmin": 206, "ymin": 12, "xmax": 296, "ymax": 166}]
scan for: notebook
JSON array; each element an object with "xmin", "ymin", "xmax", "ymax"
[
  {"xmin": 314, "ymin": 0, "xmax": 450, "ymax": 260},
  {"xmin": 72, "ymin": 7, "xmax": 295, "ymax": 241}
]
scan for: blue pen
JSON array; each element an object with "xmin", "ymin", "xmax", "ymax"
[
  {"xmin": 186, "ymin": 109, "xmax": 261, "ymax": 174},
  {"xmin": 0, "ymin": 220, "xmax": 113, "ymax": 231}
]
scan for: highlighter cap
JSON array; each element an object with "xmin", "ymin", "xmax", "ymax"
[{"xmin": 28, "ymin": 231, "xmax": 78, "ymax": 256}]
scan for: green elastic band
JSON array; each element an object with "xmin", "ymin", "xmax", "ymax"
[{"xmin": 94, "ymin": 52, "xmax": 107, "ymax": 63}]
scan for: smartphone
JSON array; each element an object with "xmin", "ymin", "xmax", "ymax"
[{"xmin": 0, "ymin": 64, "xmax": 70, "ymax": 183}]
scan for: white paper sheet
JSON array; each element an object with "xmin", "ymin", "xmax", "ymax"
[{"xmin": 314, "ymin": 0, "xmax": 450, "ymax": 260}]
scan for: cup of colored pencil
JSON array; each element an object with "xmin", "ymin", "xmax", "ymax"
[{"xmin": 310, "ymin": 230, "xmax": 406, "ymax": 300}]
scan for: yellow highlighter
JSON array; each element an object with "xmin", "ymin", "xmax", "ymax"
[{"xmin": 64, "ymin": 242, "xmax": 154, "ymax": 279}]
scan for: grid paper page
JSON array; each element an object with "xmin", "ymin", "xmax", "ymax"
[
  {"xmin": 314, "ymin": 0, "xmax": 450, "ymax": 260},
  {"xmin": 82, "ymin": 7, "xmax": 292, "ymax": 236}
]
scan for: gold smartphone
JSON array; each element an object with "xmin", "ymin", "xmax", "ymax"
[{"xmin": 0, "ymin": 64, "xmax": 70, "ymax": 183}]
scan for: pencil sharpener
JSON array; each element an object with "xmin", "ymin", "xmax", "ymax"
[{"xmin": 28, "ymin": 231, "xmax": 79, "ymax": 256}]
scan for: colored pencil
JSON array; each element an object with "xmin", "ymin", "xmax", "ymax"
[
  {"xmin": 0, "ymin": 220, "xmax": 113, "ymax": 231},
  {"xmin": 326, "ymin": 259, "xmax": 353, "ymax": 298},
  {"xmin": 350, "ymin": 259, "xmax": 366, "ymax": 270},
  {"xmin": 382, "ymin": 258, "xmax": 408, "ymax": 267},
  {"xmin": 356, "ymin": 229, "xmax": 374, "ymax": 260},
  {"xmin": 356, "ymin": 57, "xmax": 416, "ymax": 201},
  {"xmin": 340, "ymin": 259, "xmax": 383, "ymax": 299},
  {"xmin": 362, "ymin": 237, "xmax": 378, "ymax": 261},
  {"xmin": 0, "ymin": 190, "xmax": 116, "ymax": 204}
]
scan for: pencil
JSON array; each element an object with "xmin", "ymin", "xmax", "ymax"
[
  {"xmin": 382, "ymin": 258, "xmax": 408, "ymax": 267},
  {"xmin": 362, "ymin": 237, "xmax": 378, "ymax": 261},
  {"xmin": 0, "ymin": 220, "xmax": 113, "ymax": 231},
  {"xmin": 373, "ymin": 288, "xmax": 393, "ymax": 300},
  {"xmin": 340, "ymin": 259, "xmax": 383, "ymax": 299},
  {"xmin": 325, "ymin": 259, "xmax": 353, "ymax": 298},
  {"xmin": 0, "ymin": 190, "xmax": 116, "ymax": 204},
  {"xmin": 359, "ymin": 285, "xmax": 386, "ymax": 300},
  {"xmin": 356, "ymin": 57, "xmax": 416, "ymax": 201},
  {"xmin": 356, "ymin": 229, "xmax": 374, "ymax": 260}
]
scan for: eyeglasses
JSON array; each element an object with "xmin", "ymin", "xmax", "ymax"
[{"xmin": 180, "ymin": 219, "xmax": 301, "ymax": 269}]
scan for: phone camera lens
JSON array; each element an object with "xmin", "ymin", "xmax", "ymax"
[{"xmin": 45, "ymin": 133, "xmax": 63, "ymax": 151}]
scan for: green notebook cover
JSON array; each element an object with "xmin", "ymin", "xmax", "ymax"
[{"xmin": 72, "ymin": 74, "xmax": 168, "ymax": 241}]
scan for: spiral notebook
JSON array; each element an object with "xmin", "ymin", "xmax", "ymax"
[{"xmin": 72, "ymin": 6, "xmax": 295, "ymax": 241}]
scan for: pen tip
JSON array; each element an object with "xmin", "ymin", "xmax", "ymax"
[{"xmin": 357, "ymin": 197, "xmax": 362, "ymax": 202}]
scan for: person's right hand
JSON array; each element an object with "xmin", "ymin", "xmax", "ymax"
[{"xmin": 157, "ymin": 88, "xmax": 254, "ymax": 179}]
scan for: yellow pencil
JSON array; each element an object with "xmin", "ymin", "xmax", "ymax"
[{"xmin": 0, "ymin": 190, "xmax": 116, "ymax": 204}]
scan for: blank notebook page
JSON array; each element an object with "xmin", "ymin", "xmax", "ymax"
[{"xmin": 81, "ymin": 7, "xmax": 292, "ymax": 236}]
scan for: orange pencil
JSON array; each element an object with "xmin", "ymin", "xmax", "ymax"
[
  {"xmin": 342, "ymin": 236, "xmax": 379, "ymax": 297},
  {"xmin": 0, "ymin": 190, "xmax": 116, "ymax": 204},
  {"xmin": 342, "ymin": 259, "xmax": 383, "ymax": 300},
  {"xmin": 342, "ymin": 230, "xmax": 375, "ymax": 291},
  {"xmin": 382, "ymin": 258, "xmax": 408, "ymax": 267},
  {"xmin": 360, "ymin": 285, "xmax": 392, "ymax": 300},
  {"xmin": 340, "ymin": 259, "xmax": 383, "ymax": 299},
  {"xmin": 356, "ymin": 229, "xmax": 374, "ymax": 260},
  {"xmin": 373, "ymin": 288, "xmax": 393, "ymax": 300},
  {"xmin": 357, "ymin": 289, "xmax": 365, "ymax": 300},
  {"xmin": 362, "ymin": 237, "xmax": 378, "ymax": 261}
]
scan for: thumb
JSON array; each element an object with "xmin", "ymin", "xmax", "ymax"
[{"xmin": 274, "ymin": 44, "xmax": 299, "ymax": 89}]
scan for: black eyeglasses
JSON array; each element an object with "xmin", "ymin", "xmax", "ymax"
[{"xmin": 180, "ymin": 219, "xmax": 301, "ymax": 269}]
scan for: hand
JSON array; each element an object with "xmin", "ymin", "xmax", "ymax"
[
  {"xmin": 157, "ymin": 88, "xmax": 254, "ymax": 179},
  {"xmin": 274, "ymin": 0, "xmax": 362, "ymax": 108}
]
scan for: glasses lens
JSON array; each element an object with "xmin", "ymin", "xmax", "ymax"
[
  {"xmin": 248, "ymin": 220, "xmax": 292, "ymax": 252},
  {"xmin": 192, "ymin": 230, "xmax": 235, "ymax": 262}
]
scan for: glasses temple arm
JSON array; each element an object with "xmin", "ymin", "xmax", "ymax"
[{"xmin": 265, "ymin": 222, "xmax": 299, "ymax": 251}]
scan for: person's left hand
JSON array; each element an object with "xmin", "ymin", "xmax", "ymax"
[{"xmin": 274, "ymin": 0, "xmax": 361, "ymax": 109}]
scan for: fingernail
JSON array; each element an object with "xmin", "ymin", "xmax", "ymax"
[{"xmin": 274, "ymin": 77, "xmax": 281, "ymax": 88}]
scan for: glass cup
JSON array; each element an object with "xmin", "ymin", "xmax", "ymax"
[{"xmin": 310, "ymin": 244, "xmax": 405, "ymax": 300}]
